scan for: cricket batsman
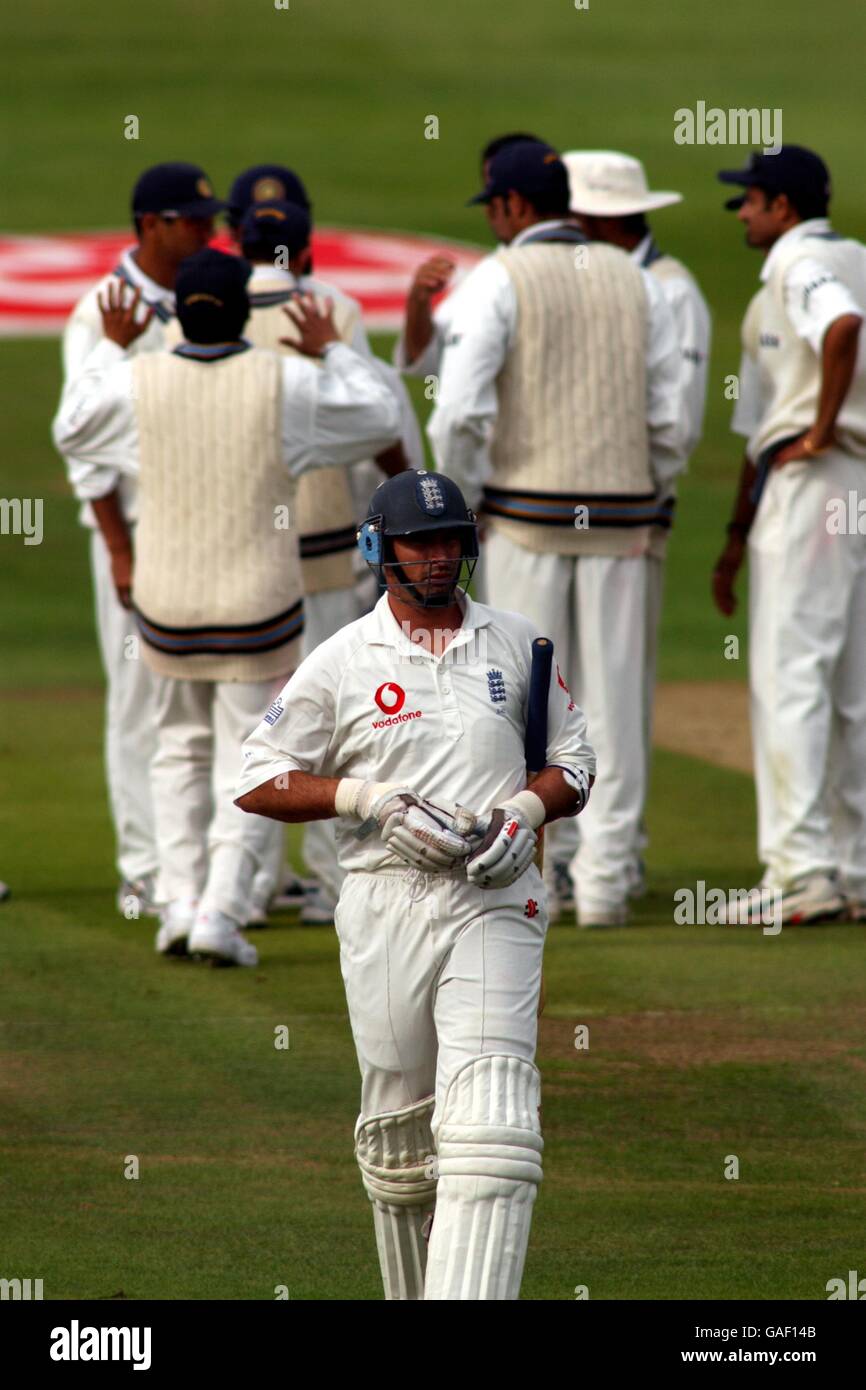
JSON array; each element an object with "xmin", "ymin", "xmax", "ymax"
[{"xmin": 235, "ymin": 469, "xmax": 596, "ymax": 1300}]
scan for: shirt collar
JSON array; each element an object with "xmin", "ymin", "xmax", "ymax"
[
  {"xmin": 759, "ymin": 218, "xmax": 833, "ymax": 283},
  {"xmin": 511, "ymin": 218, "xmax": 574, "ymax": 248},
  {"xmin": 365, "ymin": 587, "xmax": 491, "ymax": 659},
  {"xmin": 248, "ymin": 263, "xmax": 297, "ymax": 288},
  {"xmin": 119, "ymin": 247, "xmax": 176, "ymax": 311},
  {"xmin": 631, "ymin": 233, "xmax": 654, "ymax": 265}
]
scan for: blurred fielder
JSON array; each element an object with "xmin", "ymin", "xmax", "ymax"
[
  {"xmin": 712, "ymin": 146, "xmax": 866, "ymax": 925},
  {"xmin": 54, "ymin": 249, "xmax": 400, "ymax": 966},
  {"xmin": 56, "ymin": 162, "xmax": 223, "ymax": 918},
  {"xmin": 564, "ymin": 150, "xmax": 711, "ymax": 900},
  {"xmin": 227, "ymin": 165, "xmax": 422, "ymax": 923},
  {"xmin": 236, "ymin": 469, "xmax": 595, "ymax": 1299},
  {"xmin": 425, "ymin": 141, "xmax": 685, "ymax": 927}
]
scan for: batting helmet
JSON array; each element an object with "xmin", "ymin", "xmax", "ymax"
[{"xmin": 358, "ymin": 469, "xmax": 479, "ymax": 608}]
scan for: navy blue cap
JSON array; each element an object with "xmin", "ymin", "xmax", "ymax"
[
  {"xmin": 468, "ymin": 139, "xmax": 566, "ymax": 206},
  {"xmin": 239, "ymin": 199, "xmax": 311, "ymax": 258},
  {"xmin": 227, "ymin": 164, "xmax": 311, "ymax": 225},
  {"xmin": 175, "ymin": 248, "xmax": 251, "ymax": 312},
  {"xmin": 718, "ymin": 145, "xmax": 831, "ymax": 211},
  {"xmin": 131, "ymin": 162, "xmax": 225, "ymax": 218}
]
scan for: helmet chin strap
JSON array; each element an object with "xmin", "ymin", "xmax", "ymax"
[{"xmin": 386, "ymin": 558, "xmax": 463, "ymax": 609}]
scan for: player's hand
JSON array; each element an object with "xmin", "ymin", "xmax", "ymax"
[
  {"xmin": 98, "ymin": 282, "xmax": 154, "ymax": 349},
  {"xmin": 408, "ymin": 257, "xmax": 455, "ymax": 305},
  {"xmin": 281, "ymin": 293, "xmax": 340, "ymax": 358},
  {"xmin": 109, "ymin": 545, "xmax": 134, "ymax": 609},
  {"xmin": 465, "ymin": 803, "xmax": 538, "ymax": 889},
  {"xmin": 711, "ymin": 537, "xmax": 745, "ymax": 617},
  {"xmin": 378, "ymin": 795, "xmax": 475, "ymax": 867},
  {"xmin": 383, "ymin": 796, "xmax": 477, "ymax": 873}
]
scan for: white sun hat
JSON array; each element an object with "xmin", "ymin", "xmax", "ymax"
[{"xmin": 562, "ymin": 150, "xmax": 683, "ymax": 216}]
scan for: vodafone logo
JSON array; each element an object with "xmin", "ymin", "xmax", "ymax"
[
  {"xmin": 374, "ymin": 682, "xmax": 406, "ymax": 714},
  {"xmin": 371, "ymin": 681, "xmax": 423, "ymax": 730}
]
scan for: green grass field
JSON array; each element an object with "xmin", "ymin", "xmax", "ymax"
[{"xmin": 2, "ymin": 0, "xmax": 866, "ymax": 1301}]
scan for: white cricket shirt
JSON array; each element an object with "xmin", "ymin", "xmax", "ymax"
[
  {"xmin": 59, "ymin": 246, "xmax": 175, "ymax": 528},
  {"xmin": 631, "ymin": 233, "xmax": 711, "ymax": 460},
  {"xmin": 732, "ymin": 218, "xmax": 865, "ymax": 443},
  {"xmin": 237, "ymin": 588, "xmax": 597, "ymax": 876}
]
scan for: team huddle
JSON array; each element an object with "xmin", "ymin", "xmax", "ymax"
[{"xmin": 52, "ymin": 135, "xmax": 866, "ymax": 1298}]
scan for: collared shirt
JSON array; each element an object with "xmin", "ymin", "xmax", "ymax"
[
  {"xmin": 237, "ymin": 587, "xmax": 596, "ymax": 876},
  {"xmin": 62, "ymin": 246, "xmax": 175, "ymax": 382},
  {"xmin": 59, "ymin": 247, "xmax": 176, "ymax": 527},
  {"xmin": 248, "ymin": 262, "xmax": 373, "ymax": 359},
  {"xmin": 732, "ymin": 218, "xmax": 864, "ymax": 439},
  {"xmin": 421, "ymin": 219, "xmax": 684, "ymax": 507},
  {"xmin": 52, "ymin": 339, "xmax": 401, "ymax": 500},
  {"xmin": 630, "ymin": 234, "xmax": 711, "ymax": 460}
]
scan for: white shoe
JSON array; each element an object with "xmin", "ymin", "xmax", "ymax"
[
  {"xmin": 720, "ymin": 873, "xmax": 847, "ymax": 926},
  {"xmin": 155, "ymin": 897, "xmax": 198, "ymax": 956},
  {"xmin": 577, "ymin": 900, "xmax": 628, "ymax": 928},
  {"xmin": 775, "ymin": 873, "xmax": 847, "ymax": 925},
  {"xmin": 299, "ymin": 886, "xmax": 337, "ymax": 925},
  {"xmin": 188, "ymin": 910, "xmax": 259, "ymax": 967}
]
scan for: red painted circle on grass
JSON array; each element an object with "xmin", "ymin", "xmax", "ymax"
[{"xmin": 0, "ymin": 228, "xmax": 483, "ymax": 336}]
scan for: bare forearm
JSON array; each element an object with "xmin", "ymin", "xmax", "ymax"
[
  {"xmin": 404, "ymin": 296, "xmax": 435, "ymax": 366},
  {"xmin": 813, "ymin": 314, "xmax": 862, "ymax": 445},
  {"xmin": 91, "ymin": 490, "xmax": 132, "ymax": 556},
  {"xmin": 235, "ymin": 771, "xmax": 341, "ymax": 823},
  {"xmin": 725, "ymin": 453, "xmax": 759, "ymax": 536},
  {"xmin": 530, "ymin": 767, "xmax": 594, "ymax": 824}
]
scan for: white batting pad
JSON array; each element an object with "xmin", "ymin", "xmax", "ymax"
[
  {"xmin": 355, "ymin": 1095, "xmax": 437, "ymax": 1301},
  {"xmin": 424, "ymin": 1054, "xmax": 544, "ymax": 1300}
]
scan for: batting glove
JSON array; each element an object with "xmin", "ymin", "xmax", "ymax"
[
  {"xmin": 335, "ymin": 780, "xmax": 476, "ymax": 871},
  {"xmin": 465, "ymin": 791, "xmax": 545, "ymax": 890},
  {"xmin": 383, "ymin": 796, "xmax": 478, "ymax": 873}
]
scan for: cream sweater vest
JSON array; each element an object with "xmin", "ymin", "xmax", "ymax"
[
  {"xmin": 743, "ymin": 230, "xmax": 866, "ymax": 462},
  {"xmin": 132, "ymin": 346, "xmax": 303, "ymax": 682},
  {"xmin": 244, "ymin": 274, "xmax": 358, "ymax": 594},
  {"xmin": 485, "ymin": 240, "xmax": 653, "ymax": 557}
]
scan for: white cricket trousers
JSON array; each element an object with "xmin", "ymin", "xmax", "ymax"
[
  {"xmin": 748, "ymin": 449, "xmax": 866, "ymax": 898},
  {"xmin": 335, "ymin": 865, "xmax": 547, "ymax": 1122},
  {"xmin": 89, "ymin": 530, "xmax": 158, "ymax": 884},
  {"xmin": 150, "ymin": 673, "xmax": 288, "ymax": 922},
  {"xmin": 485, "ymin": 530, "xmax": 647, "ymax": 912}
]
